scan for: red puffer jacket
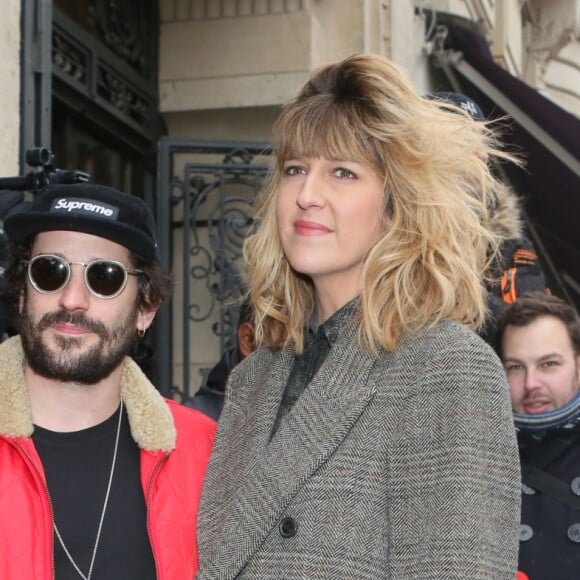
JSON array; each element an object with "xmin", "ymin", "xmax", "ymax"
[{"xmin": 0, "ymin": 336, "xmax": 215, "ymax": 580}]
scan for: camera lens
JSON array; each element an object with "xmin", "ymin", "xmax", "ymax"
[{"xmin": 25, "ymin": 148, "xmax": 52, "ymax": 167}]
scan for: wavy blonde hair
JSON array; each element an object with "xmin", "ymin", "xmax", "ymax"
[{"xmin": 244, "ymin": 53, "xmax": 520, "ymax": 353}]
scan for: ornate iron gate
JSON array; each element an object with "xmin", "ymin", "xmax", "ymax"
[{"xmin": 155, "ymin": 139, "xmax": 271, "ymax": 400}]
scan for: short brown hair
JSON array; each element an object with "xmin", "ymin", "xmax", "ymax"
[{"xmin": 495, "ymin": 292, "xmax": 580, "ymax": 356}]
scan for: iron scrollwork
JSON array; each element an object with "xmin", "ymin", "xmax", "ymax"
[
  {"xmin": 183, "ymin": 172, "xmax": 256, "ymax": 326},
  {"xmin": 165, "ymin": 141, "xmax": 270, "ymax": 400}
]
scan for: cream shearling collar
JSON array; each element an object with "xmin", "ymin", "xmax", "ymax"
[{"xmin": 0, "ymin": 336, "xmax": 176, "ymax": 452}]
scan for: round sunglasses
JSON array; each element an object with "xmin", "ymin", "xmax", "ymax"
[{"xmin": 25, "ymin": 254, "xmax": 144, "ymax": 299}]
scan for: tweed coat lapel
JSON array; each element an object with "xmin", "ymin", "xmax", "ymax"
[{"xmin": 199, "ymin": 321, "xmax": 379, "ymax": 579}]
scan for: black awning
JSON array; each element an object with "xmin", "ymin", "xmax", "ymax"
[{"xmin": 430, "ymin": 13, "xmax": 580, "ymax": 308}]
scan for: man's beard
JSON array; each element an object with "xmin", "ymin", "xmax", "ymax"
[{"xmin": 19, "ymin": 304, "xmax": 139, "ymax": 385}]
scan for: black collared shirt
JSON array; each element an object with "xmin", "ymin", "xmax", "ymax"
[{"xmin": 270, "ymin": 299, "xmax": 359, "ymax": 439}]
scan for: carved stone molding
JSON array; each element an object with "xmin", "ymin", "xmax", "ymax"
[
  {"xmin": 89, "ymin": 0, "xmax": 154, "ymax": 77},
  {"xmin": 524, "ymin": 5, "xmax": 577, "ymax": 87}
]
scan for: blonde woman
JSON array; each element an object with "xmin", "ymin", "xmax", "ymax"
[{"xmin": 197, "ymin": 54, "xmax": 521, "ymax": 579}]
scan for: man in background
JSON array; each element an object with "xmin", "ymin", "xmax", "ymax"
[{"xmin": 496, "ymin": 292, "xmax": 580, "ymax": 579}]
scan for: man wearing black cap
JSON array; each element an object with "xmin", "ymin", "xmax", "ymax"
[
  {"xmin": 427, "ymin": 91, "xmax": 548, "ymax": 344},
  {"xmin": 0, "ymin": 183, "xmax": 215, "ymax": 579}
]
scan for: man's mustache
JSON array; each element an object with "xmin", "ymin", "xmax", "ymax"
[{"xmin": 36, "ymin": 311, "xmax": 108, "ymax": 337}]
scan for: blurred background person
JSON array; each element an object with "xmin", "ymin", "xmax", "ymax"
[
  {"xmin": 0, "ymin": 190, "xmax": 25, "ymax": 341},
  {"xmin": 428, "ymin": 91, "xmax": 548, "ymax": 345},
  {"xmin": 184, "ymin": 297, "xmax": 254, "ymax": 420}
]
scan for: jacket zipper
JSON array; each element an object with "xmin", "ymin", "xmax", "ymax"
[
  {"xmin": 13, "ymin": 439, "xmax": 56, "ymax": 580},
  {"xmin": 146, "ymin": 452, "xmax": 170, "ymax": 580},
  {"xmin": 12, "ymin": 441, "xmax": 172, "ymax": 579}
]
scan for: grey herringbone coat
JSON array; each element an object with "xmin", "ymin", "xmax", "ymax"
[{"xmin": 197, "ymin": 319, "xmax": 520, "ymax": 579}]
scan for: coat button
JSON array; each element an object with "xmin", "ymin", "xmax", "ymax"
[
  {"xmin": 521, "ymin": 483, "xmax": 537, "ymax": 496},
  {"xmin": 570, "ymin": 477, "xmax": 580, "ymax": 496},
  {"xmin": 519, "ymin": 524, "xmax": 533, "ymax": 542},
  {"xmin": 279, "ymin": 516, "xmax": 298, "ymax": 538},
  {"xmin": 567, "ymin": 524, "xmax": 580, "ymax": 543}
]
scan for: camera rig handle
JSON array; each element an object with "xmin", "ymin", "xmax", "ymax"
[{"xmin": 0, "ymin": 147, "xmax": 90, "ymax": 192}]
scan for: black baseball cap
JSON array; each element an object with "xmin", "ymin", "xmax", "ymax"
[
  {"xmin": 427, "ymin": 91, "xmax": 485, "ymax": 121},
  {"xmin": 4, "ymin": 183, "xmax": 159, "ymax": 261}
]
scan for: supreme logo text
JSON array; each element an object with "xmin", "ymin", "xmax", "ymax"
[{"xmin": 51, "ymin": 198, "xmax": 119, "ymax": 219}]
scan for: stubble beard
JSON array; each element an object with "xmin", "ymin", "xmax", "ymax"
[{"xmin": 19, "ymin": 303, "xmax": 139, "ymax": 385}]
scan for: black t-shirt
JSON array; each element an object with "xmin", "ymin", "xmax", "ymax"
[{"xmin": 33, "ymin": 405, "xmax": 157, "ymax": 580}]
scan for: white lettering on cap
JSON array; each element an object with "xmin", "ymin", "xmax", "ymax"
[
  {"xmin": 461, "ymin": 100, "xmax": 480, "ymax": 119},
  {"xmin": 51, "ymin": 197, "xmax": 119, "ymax": 219}
]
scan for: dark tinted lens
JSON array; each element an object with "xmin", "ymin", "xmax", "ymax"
[
  {"xmin": 30, "ymin": 256, "xmax": 69, "ymax": 291},
  {"xmin": 86, "ymin": 261, "xmax": 126, "ymax": 297}
]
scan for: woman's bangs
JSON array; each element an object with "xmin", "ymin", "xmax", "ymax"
[{"xmin": 277, "ymin": 100, "xmax": 373, "ymax": 165}]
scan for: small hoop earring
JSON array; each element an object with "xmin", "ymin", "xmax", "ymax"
[{"xmin": 137, "ymin": 328, "xmax": 146, "ymax": 338}]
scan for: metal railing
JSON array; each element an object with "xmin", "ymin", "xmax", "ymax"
[{"xmin": 156, "ymin": 138, "xmax": 271, "ymax": 399}]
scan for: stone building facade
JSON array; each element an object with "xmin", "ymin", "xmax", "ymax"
[{"xmin": 158, "ymin": 0, "xmax": 580, "ymax": 141}]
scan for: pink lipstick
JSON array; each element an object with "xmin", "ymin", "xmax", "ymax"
[{"xmin": 293, "ymin": 220, "xmax": 330, "ymax": 236}]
